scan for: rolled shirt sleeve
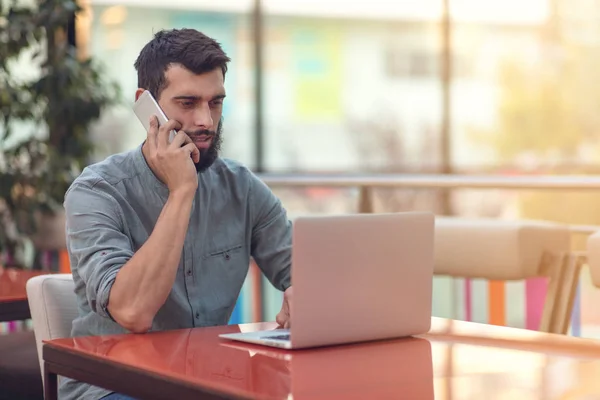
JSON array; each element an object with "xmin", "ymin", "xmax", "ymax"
[
  {"xmin": 249, "ymin": 172, "xmax": 292, "ymax": 291},
  {"xmin": 64, "ymin": 183, "xmax": 134, "ymax": 320}
]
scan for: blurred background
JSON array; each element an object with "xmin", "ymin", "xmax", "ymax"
[{"xmin": 4, "ymin": 0, "xmax": 600, "ymax": 337}]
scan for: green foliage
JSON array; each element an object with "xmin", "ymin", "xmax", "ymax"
[
  {"xmin": 471, "ymin": 44, "xmax": 600, "ymax": 163},
  {"xmin": 0, "ymin": 0, "xmax": 120, "ymax": 262},
  {"xmin": 471, "ymin": 40, "xmax": 600, "ymax": 237}
]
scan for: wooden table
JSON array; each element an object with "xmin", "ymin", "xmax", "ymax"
[
  {"xmin": 0, "ymin": 268, "xmax": 43, "ymax": 322},
  {"xmin": 42, "ymin": 317, "xmax": 600, "ymax": 400}
]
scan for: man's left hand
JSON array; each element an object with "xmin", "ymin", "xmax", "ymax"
[{"xmin": 276, "ymin": 286, "xmax": 292, "ymax": 329}]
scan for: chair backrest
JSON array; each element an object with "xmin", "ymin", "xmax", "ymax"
[
  {"xmin": 434, "ymin": 217, "xmax": 571, "ymax": 280},
  {"xmin": 26, "ymin": 273, "xmax": 77, "ymax": 380}
]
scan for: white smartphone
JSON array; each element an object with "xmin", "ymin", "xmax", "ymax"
[{"xmin": 133, "ymin": 90, "xmax": 177, "ymax": 142}]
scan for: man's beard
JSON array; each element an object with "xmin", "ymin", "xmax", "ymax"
[{"xmin": 185, "ymin": 119, "xmax": 223, "ymax": 173}]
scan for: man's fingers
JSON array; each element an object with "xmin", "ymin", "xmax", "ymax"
[
  {"xmin": 181, "ymin": 143, "xmax": 200, "ymax": 164},
  {"xmin": 170, "ymin": 131, "xmax": 189, "ymax": 147},
  {"xmin": 172, "ymin": 132, "xmax": 200, "ymax": 163},
  {"xmin": 157, "ymin": 119, "xmax": 182, "ymax": 147},
  {"xmin": 146, "ymin": 116, "xmax": 159, "ymax": 148},
  {"xmin": 276, "ymin": 311, "xmax": 285, "ymax": 327},
  {"xmin": 276, "ymin": 309, "xmax": 291, "ymax": 329}
]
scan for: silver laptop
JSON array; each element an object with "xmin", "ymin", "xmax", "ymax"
[{"xmin": 219, "ymin": 212, "xmax": 434, "ymax": 349}]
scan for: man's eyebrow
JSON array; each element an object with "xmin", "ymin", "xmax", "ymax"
[
  {"xmin": 172, "ymin": 94, "xmax": 226, "ymax": 101},
  {"xmin": 172, "ymin": 95, "xmax": 199, "ymax": 101}
]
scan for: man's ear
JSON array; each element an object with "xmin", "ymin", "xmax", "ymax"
[{"xmin": 135, "ymin": 88, "xmax": 146, "ymax": 101}]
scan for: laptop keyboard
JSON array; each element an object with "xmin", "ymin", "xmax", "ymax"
[{"xmin": 262, "ymin": 334, "xmax": 290, "ymax": 341}]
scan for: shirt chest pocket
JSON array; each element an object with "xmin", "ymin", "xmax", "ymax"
[
  {"xmin": 195, "ymin": 243, "xmax": 248, "ymax": 322},
  {"xmin": 201, "ymin": 243, "xmax": 249, "ymax": 312},
  {"xmin": 204, "ymin": 243, "xmax": 244, "ymax": 263}
]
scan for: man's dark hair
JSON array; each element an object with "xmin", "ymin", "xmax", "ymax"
[{"xmin": 134, "ymin": 28, "xmax": 231, "ymax": 99}]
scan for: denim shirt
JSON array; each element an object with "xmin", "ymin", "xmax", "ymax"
[{"xmin": 58, "ymin": 144, "xmax": 292, "ymax": 400}]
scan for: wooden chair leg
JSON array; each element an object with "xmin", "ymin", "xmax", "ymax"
[
  {"xmin": 539, "ymin": 252, "xmax": 584, "ymax": 335},
  {"xmin": 539, "ymin": 253, "xmax": 567, "ymax": 333},
  {"xmin": 556, "ymin": 254, "xmax": 584, "ymax": 335}
]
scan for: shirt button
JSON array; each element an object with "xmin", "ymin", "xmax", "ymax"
[
  {"xmin": 195, "ymin": 312, "xmax": 200, "ymax": 319},
  {"xmin": 187, "ymin": 270, "xmax": 192, "ymax": 276},
  {"xmin": 225, "ymin": 253, "xmax": 230, "ymax": 261}
]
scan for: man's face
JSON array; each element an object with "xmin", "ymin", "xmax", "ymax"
[{"xmin": 138, "ymin": 65, "xmax": 226, "ymax": 172}]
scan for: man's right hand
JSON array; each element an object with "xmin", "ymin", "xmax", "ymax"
[{"xmin": 146, "ymin": 115, "xmax": 200, "ymax": 195}]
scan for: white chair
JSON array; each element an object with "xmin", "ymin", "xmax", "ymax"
[
  {"xmin": 435, "ymin": 217, "xmax": 582, "ymax": 334},
  {"xmin": 25, "ymin": 274, "xmax": 77, "ymax": 386}
]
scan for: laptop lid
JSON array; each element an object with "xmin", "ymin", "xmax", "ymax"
[{"xmin": 289, "ymin": 212, "xmax": 434, "ymax": 348}]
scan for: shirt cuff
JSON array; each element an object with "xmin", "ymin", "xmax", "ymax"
[{"xmin": 97, "ymin": 269, "xmax": 119, "ymax": 321}]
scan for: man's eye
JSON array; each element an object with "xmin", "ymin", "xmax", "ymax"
[{"xmin": 181, "ymin": 101, "xmax": 194, "ymax": 108}]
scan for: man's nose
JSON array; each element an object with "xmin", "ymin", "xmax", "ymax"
[{"xmin": 193, "ymin": 103, "xmax": 213, "ymax": 129}]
